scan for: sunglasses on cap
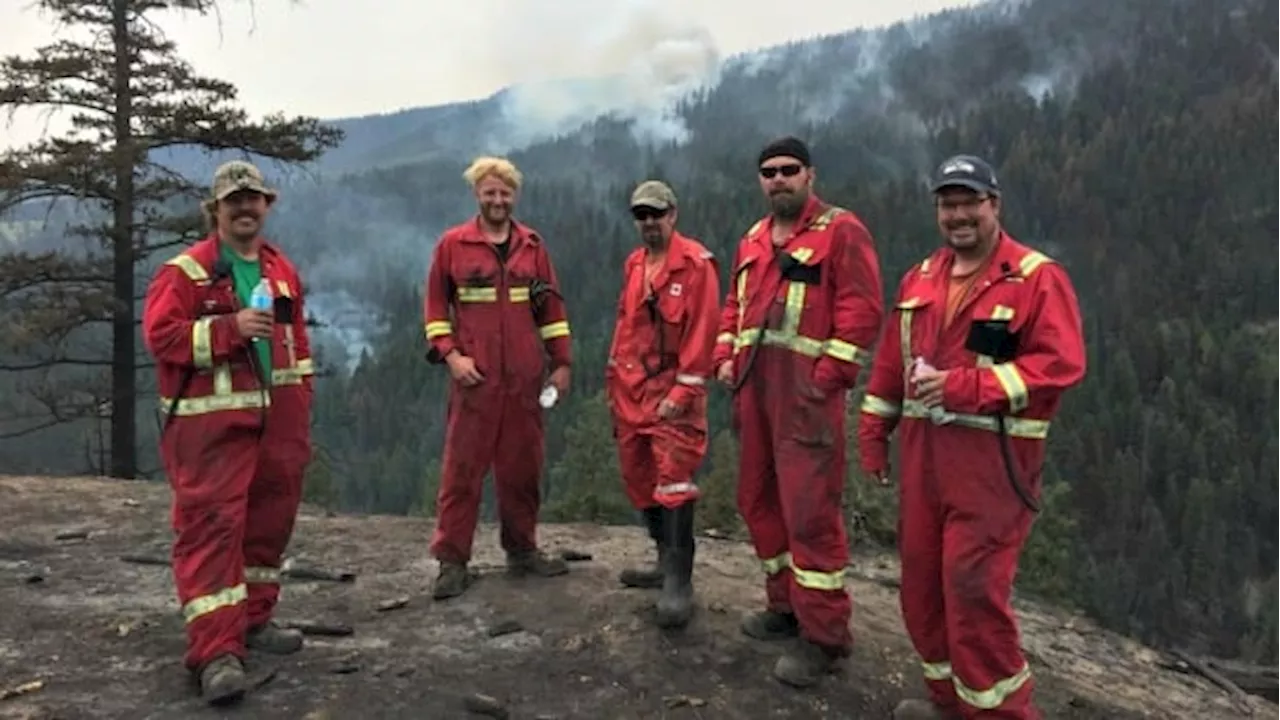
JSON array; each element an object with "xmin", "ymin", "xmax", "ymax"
[
  {"xmin": 759, "ymin": 164, "xmax": 804, "ymax": 180},
  {"xmin": 631, "ymin": 206, "xmax": 669, "ymax": 221}
]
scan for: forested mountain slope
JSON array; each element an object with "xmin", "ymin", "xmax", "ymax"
[{"xmin": 1, "ymin": 0, "xmax": 1275, "ymax": 678}]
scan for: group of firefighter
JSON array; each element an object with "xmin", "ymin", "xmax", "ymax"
[{"xmin": 141, "ymin": 135, "xmax": 1087, "ymax": 719}]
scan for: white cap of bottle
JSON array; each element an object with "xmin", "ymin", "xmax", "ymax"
[{"xmin": 539, "ymin": 385, "xmax": 559, "ymax": 409}]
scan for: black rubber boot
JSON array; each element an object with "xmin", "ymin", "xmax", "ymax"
[
  {"xmin": 619, "ymin": 506, "xmax": 665, "ymax": 589},
  {"xmin": 655, "ymin": 501, "xmax": 696, "ymax": 629}
]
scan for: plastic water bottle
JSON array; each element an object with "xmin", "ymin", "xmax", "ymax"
[
  {"xmin": 912, "ymin": 356, "xmax": 954, "ymax": 425},
  {"xmin": 249, "ymin": 278, "xmax": 273, "ymax": 343}
]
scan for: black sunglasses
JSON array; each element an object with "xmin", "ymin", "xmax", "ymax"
[
  {"xmin": 759, "ymin": 164, "xmax": 804, "ymax": 179},
  {"xmin": 631, "ymin": 206, "xmax": 669, "ymax": 221}
]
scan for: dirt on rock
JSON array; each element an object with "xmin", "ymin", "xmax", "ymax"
[{"xmin": 0, "ymin": 475, "xmax": 1270, "ymax": 720}]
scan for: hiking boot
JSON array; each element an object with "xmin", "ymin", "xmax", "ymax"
[
  {"xmin": 432, "ymin": 561, "xmax": 472, "ymax": 600},
  {"xmin": 506, "ymin": 549, "xmax": 569, "ymax": 578},
  {"xmin": 892, "ymin": 699, "xmax": 960, "ymax": 719},
  {"xmin": 740, "ymin": 609, "xmax": 800, "ymax": 641},
  {"xmin": 246, "ymin": 620, "xmax": 303, "ymax": 655},
  {"xmin": 619, "ymin": 506, "xmax": 665, "ymax": 589},
  {"xmin": 773, "ymin": 639, "xmax": 839, "ymax": 688},
  {"xmin": 198, "ymin": 654, "xmax": 247, "ymax": 706},
  {"xmin": 654, "ymin": 502, "xmax": 696, "ymax": 629}
]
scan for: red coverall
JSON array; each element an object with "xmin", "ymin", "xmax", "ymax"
[
  {"xmin": 606, "ymin": 232, "xmax": 721, "ymax": 510},
  {"xmin": 142, "ymin": 235, "xmax": 314, "ymax": 671},
  {"xmin": 856, "ymin": 232, "xmax": 1086, "ymax": 719},
  {"xmin": 423, "ymin": 216, "xmax": 572, "ymax": 563},
  {"xmin": 712, "ymin": 195, "xmax": 884, "ymax": 652}
]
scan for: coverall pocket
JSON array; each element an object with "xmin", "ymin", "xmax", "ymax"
[{"xmin": 790, "ymin": 382, "xmax": 836, "ymax": 449}]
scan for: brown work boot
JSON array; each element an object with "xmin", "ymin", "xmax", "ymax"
[
  {"xmin": 619, "ymin": 507, "xmax": 665, "ymax": 589},
  {"xmin": 432, "ymin": 561, "xmax": 472, "ymax": 600},
  {"xmin": 198, "ymin": 654, "xmax": 247, "ymax": 706},
  {"xmin": 740, "ymin": 609, "xmax": 800, "ymax": 641},
  {"xmin": 246, "ymin": 620, "xmax": 303, "ymax": 655},
  {"xmin": 773, "ymin": 639, "xmax": 840, "ymax": 688},
  {"xmin": 506, "ymin": 549, "xmax": 569, "ymax": 578},
  {"xmin": 892, "ymin": 699, "xmax": 960, "ymax": 719}
]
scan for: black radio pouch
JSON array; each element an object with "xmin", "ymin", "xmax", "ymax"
[
  {"xmin": 778, "ymin": 254, "xmax": 821, "ymax": 285},
  {"xmin": 274, "ymin": 295, "xmax": 295, "ymax": 324},
  {"xmin": 965, "ymin": 319, "xmax": 1020, "ymax": 362}
]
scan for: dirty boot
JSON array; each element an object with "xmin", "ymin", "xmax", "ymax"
[
  {"xmin": 740, "ymin": 609, "xmax": 800, "ymax": 641},
  {"xmin": 892, "ymin": 699, "xmax": 960, "ymax": 719},
  {"xmin": 773, "ymin": 639, "xmax": 840, "ymax": 688},
  {"xmin": 619, "ymin": 506, "xmax": 665, "ymax": 589},
  {"xmin": 246, "ymin": 620, "xmax": 304, "ymax": 655},
  {"xmin": 198, "ymin": 653, "xmax": 247, "ymax": 706},
  {"xmin": 506, "ymin": 548, "xmax": 569, "ymax": 578},
  {"xmin": 432, "ymin": 561, "xmax": 472, "ymax": 600},
  {"xmin": 654, "ymin": 501, "xmax": 696, "ymax": 629}
]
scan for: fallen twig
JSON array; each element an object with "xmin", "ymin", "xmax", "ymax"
[
  {"xmin": 0, "ymin": 679, "xmax": 44, "ymax": 701},
  {"xmin": 1172, "ymin": 649, "xmax": 1252, "ymax": 711},
  {"xmin": 119, "ymin": 553, "xmax": 170, "ymax": 566},
  {"xmin": 279, "ymin": 620, "xmax": 354, "ymax": 637}
]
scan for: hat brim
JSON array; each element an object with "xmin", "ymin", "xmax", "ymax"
[
  {"xmin": 630, "ymin": 200, "xmax": 671, "ymax": 211},
  {"xmin": 215, "ymin": 184, "xmax": 278, "ymax": 201},
  {"xmin": 931, "ymin": 179, "xmax": 996, "ymax": 195}
]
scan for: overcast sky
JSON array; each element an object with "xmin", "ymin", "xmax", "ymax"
[{"xmin": 1, "ymin": 0, "xmax": 976, "ymax": 150}]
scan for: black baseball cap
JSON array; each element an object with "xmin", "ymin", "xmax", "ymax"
[{"xmin": 930, "ymin": 154, "xmax": 1000, "ymax": 196}]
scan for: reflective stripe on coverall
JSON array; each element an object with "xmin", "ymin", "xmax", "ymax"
[
  {"xmin": 423, "ymin": 216, "xmax": 572, "ymax": 563},
  {"xmin": 606, "ymin": 232, "xmax": 721, "ymax": 510},
  {"xmin": 856, "ymin": 233, "xmax": 1086, "ymax": 719},
  {"xmin": 142, "ymin": 235, "xmax": 315, "ymax": 671},
  {"xmin": 711, "ymin": 195, "xmax": 884, "ymax": 652}
]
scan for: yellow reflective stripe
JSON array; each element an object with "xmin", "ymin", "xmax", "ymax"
[
  {"xmin": 989, "ymin": 304, "xmax": 1015, "ymax": 321},
  {"xmin": 425, "ymin": 320, "xmax": 453, "ymax": 339},
  {"xmin": 789, "ymin": 247, "xmax": 815, "ymax": 263},
  {"xmin": 954, "ymin": 663, "xmax": 1032, "ymax": 710},
  {"xmin": 860, "ymin": 394, "xmax": 901, "ymax": 418},
  {"xmin": 182, "ymin": 583, "xmax": 247, "ymax": 623},
  {"xmin": 509, "ymin": 286, "xmax": 530, "ymax": 303},
  {"xmin": 294, "ymin": 357, "xmax": 314, "ymax": 375},
  {"xmin": 539, "ymin": 320, "xmax": 570, "ymax": 340},
  {"xmin": 271, "ymin": 358, "xmax": 314, "ymax": 386},
  {"xmin": 192, "ymin": 316, "xmax": 214, "ymax": 369},
  {"xmin": 1018, "ymin": 252, "xmax": 1050, "ymax": 278},
  {"xmin": 898, "ymin": 299, "xmax": 917, "ymax": 372},
  {"xmin": 274, "ymin": 279, "xmax": 292, "ymax": 298},
  {"xmin": 165, "ymin": 253, "xmax": 209, "ymax": 283},
  {"xmin": 160, "ymin": 365, "xmax": 270, "ymax": 416},
  {"xmin": 899, "ymin": 399, "xmax": 1049, "ymax": 439},
  {"xmin": 716, "ymin": 332, "xmax": 735, "ymax": 346},
  {"xmin": 284, "ymin": 324, "xmax": 298, "ymax": 368},
  {"xmin": 922, "ymin": 660, "xmax": 953, "ymax": 681},
  {"xmin": 788, "ymin": 558, "xmax": 845, "ymax": 591},
  {"xmin": 457, "ymin": 287, "xmax": 497, "ymax": 302},
  {"xmin": 990, "ymin": 363, "xmax": 1029, "ymax": 412},
  {"xmin": 244, "ymin": 566, "xmax": 281, "ymax": 584},
  {"xmin": 760, "ymin": 552, "xmax": 791, "ymax": 575},
  {"xmin": 824, "ymin": 338, "xmax": 869, "ymax": 365}
]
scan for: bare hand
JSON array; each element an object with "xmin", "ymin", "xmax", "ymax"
[
  {"xmin": 716, "ymin": 360, "xmax": 734, "ymax": 385},
  {"xmin": 657, "ymin": 397, "xmax": 681, "ymax": 420},
  {"xmin": 446, "ymin": 352, "xmax": 484, "ymax": 387},
  {"xmin": 234, "ymin": 308, "xmax": 273, "ymax": 339},
  {"xmin": 914, "ymin": 368, "xmax": 950, "ymax": 408},
  {"xmin": 548, "ymin": 365, "xmax": 571, "ymax": 394}
]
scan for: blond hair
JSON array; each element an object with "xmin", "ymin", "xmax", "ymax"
[{"xmin": 463, "ymin": 156, "xmax": 523, "ymax": 190}]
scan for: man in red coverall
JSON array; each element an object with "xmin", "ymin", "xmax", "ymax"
[
  {"xmin": 423, "ymin": 156, "xmax": 573, "ymax": 600},
  {"xmin": 712, "ymin": 136, "xmax": 885, "ymax": 687},
  {"xmin": 856, "ymin": 155, "xmax": 1087, "ymax": 720},
  {"xmin": 142, "ymin": 160, "xmax": 316, "ymax": 706},
  {"xmin": 607, "ymin": 180, "xmax": 721, "ymax": 629}
]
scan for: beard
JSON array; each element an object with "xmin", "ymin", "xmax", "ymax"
[
  {"xmin": 944, "ymin": 220, "xmax": 986, "ymax": 250},
  {"xmin": 641, "ymin": 226, "xmax": 665, "ymax": 248},
  {"xmin": 769, "ymin": 188, "xmax": 807, "ymax": 220}
]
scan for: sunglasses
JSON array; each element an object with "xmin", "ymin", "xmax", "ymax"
[
  {"xmin": 759, "ymin": 164, "xmax": 804, "ymax": 179},
  {"xmin": 631, "ymin": 206, "xmax": 669, "ymax": 221}
]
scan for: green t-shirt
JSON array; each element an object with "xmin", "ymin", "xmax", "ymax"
[{"xmin": 220, "ymin": 243, "xmax": 272, "ymax": 381}]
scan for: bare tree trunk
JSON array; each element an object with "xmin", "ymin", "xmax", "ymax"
[{"xmin": 110, "ymin": 0, "xmax": 137, "ymax": 479}]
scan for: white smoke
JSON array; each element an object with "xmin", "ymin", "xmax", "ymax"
[{"xmin": 490, "ymin": 0, "xmax": 721, "ymax": 148}]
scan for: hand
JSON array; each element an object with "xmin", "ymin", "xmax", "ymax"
[
  {"xmin": 234, "ymin": 308, "xmax": 273, "ymax": 339},
  {"xmin": 446, "ymin": 352, "xmax": 484, "ymax": 387},
  {"xmin": 913, "ymin": 367, "xmax": 950, "ymax": 409},
  {"xmin": 657, "ymin": 397, "xmax": 681, "ymax": 420},
  {"xmin": 548, "ymin": 365, "xmax": 571, "ymax": 394},
  {"xmin": 716, "ymin": 360, "xmax": 734, "ymax": 385}
]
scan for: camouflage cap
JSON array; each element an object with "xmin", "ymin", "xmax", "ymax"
[
  {"xmin": 211, "ymin": 160, "xmax": 277, "ymax": 201},
  {"xmin": 629, "ymin": 180, "xmax": 677, "ymax": 211}
]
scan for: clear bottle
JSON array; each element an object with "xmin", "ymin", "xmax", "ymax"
[{"xmin": 249, "ymin": 278, "xmax": 273, "ymax": 343}]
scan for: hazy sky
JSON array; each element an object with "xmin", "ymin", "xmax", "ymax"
[{"xmin": 1, "ymin": 0, "xmax": 977, "ymax": 150}]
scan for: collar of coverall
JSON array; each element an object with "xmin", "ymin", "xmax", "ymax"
[
  {"xmin": 461, "ymin": 214, "xmax": 539, "ymax": 247},
  {"xmin": 927, "ymin": 229, "xmax": 1018, "ymax": 285},
  {"xmin": 630, "ymin": 230, "xmax": 691, "ymax": 271},
  {"xmin": 199, "ymin": 233, "xmax": 280, "ymax": 264}
]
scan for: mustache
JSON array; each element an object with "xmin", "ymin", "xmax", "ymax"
[
  {"xmin": 768, "ymin": 188, "xmax": 793, "ymax": 196},
  {"xmin": 233, "ymin": 213, "xmax": 259, "ymax": 221},
  {"xmin": 946, "ymin": 220, "xmax": 977, "ymax": 229}
]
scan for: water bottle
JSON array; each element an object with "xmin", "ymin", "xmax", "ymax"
[
  {"xmin": 249, "ymin": 278, "xmax": 273, "ymax": 343},
  {"xmin": 539, "ymin": 384, "xmax": 559, "ymax": 409},
  {"xmin": 911, "ymin": 356, "xmax": 954, "ymax": 425}
]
